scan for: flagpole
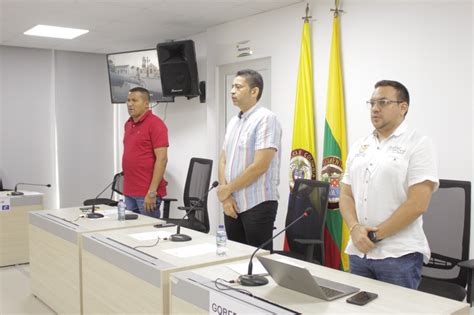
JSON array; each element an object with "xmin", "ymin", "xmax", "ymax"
[
  {"xmin": 330, "ymin": 0, "xmax": 345, "ymax": 17},
  {"xmin": 303, "ymin": 3, "xmax": 311, "ymax": 22}
]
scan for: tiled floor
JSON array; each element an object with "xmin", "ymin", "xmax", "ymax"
[{"xmin": 0, "ymin": 264, "xmax": 54, "ymax": 315}]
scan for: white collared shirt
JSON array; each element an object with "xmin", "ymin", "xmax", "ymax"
[
  {"xmin": 342, "ymin": 121, "xmax": 439, "ymax": 262},
  {"xmin": 223, "ymin": 104, "xmax": 282, "ymax": 213}
]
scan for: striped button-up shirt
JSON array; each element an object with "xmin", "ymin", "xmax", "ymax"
[{"xmin": 223, "ymin": 104, "xmax": 282, "ymax": 213}]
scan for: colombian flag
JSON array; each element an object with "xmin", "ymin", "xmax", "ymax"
[
  {"xmin": 284, "ymin": 16, "xmax": 317, "ymax": 251},
  {"xmin": 290, "ymin": 19, "xmax": 316, "ymax": 188},
  {"xmin": 321, "ymin": 11, "xmax": 350, "ymax": 271}
]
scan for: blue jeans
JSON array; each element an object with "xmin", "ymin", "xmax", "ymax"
[
  {"xmin": 349, "ymin": 252, "xmax": 423, "ymax": 289},
  {"xmin": 124, "ymin": 196, "xmax": 161, "ymax": 218}
]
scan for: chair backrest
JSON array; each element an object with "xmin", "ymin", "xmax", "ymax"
[
  {"xmin": 111, "ymin": 172, "xmax": 124, "ymax": 197},
  {"xmin": 285, "ymin": 179, "xmax": 330, "ymax": 258},
  {"xmin": 422, "ymin": 179, "xmax": 471, "ymax": 287},
  {"xmin": 183, "ymin": 158, "xmax": 213, "ymax": 233},
  {"xmin": 0, "ymin": 176, "xmax": 3, "ymax": 191}
]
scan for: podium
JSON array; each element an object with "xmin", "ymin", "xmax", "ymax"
[
  {"xmin": 0, "ymin": 191, "xmax": 43, "ymax": 266},
  {"xmin": 29, "ymin": 206, "xmax": 163, "ymax": 314}
]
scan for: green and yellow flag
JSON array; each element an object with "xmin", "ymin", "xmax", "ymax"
[
  {"xmin": 289, "ymin": 18, "xmax": 317, "ymax": 188},
  {"xmin": 321, "ymin": 9, "xmax": 350, "ymax": 271}
]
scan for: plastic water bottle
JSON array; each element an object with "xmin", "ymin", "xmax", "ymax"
[
  {"xmin": 117, "ymin": 199, "xmax": 126, "ymax": 221},
  {"xmin": 216, "ymin": 224, "xmax": 227, "ymax": 256}
]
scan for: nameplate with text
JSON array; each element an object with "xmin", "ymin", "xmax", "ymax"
[{"xmin": 209, "ymin": 290, "xmax": 270, "ymax": 315}]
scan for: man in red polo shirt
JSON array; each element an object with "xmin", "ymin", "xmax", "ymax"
[{"xmin": 122, "ymin": 87, "xmax": 168, "ymax": 218}]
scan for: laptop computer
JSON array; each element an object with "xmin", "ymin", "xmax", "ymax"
[{"xmin": 257, "ymin": 256, "xmax": 359, "ymax": 301}]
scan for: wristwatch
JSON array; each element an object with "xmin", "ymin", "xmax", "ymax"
[
  {"xmin": 148, "ymin": 191, "xmax": 157, "ymax": 198},
  {"xmin": 368, "ymin": 231, "xmax": 380, "ymax": 243}
]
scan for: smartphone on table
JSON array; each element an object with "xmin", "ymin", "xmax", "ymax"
[{"xmin": 346, "ymin": 291, "xmax": 378, "ymax": 306}]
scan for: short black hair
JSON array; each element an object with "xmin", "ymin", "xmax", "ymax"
[
  {"xmin": 236, "ymin": 69, "xmax": 264, "ymax": 101},
  {"xmin": 374, "ymin": 80, "xmax": 410, "ymax": 105},
  {"xmin": 129, "ymin": 87, "xmax": 150, "ymax": 102}
]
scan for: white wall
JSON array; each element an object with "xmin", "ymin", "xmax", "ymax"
[
  {"xmin": 0, "ymin": 46, "xmax": 57, "ymax": 209},
  {"xmin": 201, "ymin": 0, "xmax": 472, "ymax": 248},
  {"xmin": 55, "ymin": 50, "xmax": 114, "ymax": 207},
  {"xmin": 0, "ymin": 46, "xmax": 113, "ymax": 209},
  {"xmin": 0, "ymin": 45, "xmax": 3, "ymax": 177}
]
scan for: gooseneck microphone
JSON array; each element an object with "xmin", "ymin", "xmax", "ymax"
[
  {"xmin": 170, "ymin": 181, "xmax": 219, "ymax": 242},
  {"xmin": 238, "ymin": 207, "xmax": 313, "ymax": 287},
  {"xmin": 11, "ymin": 183, "xmax": 52, "ymax": 196},
  {"xmin": 86, "ymin": 172, "xmax": 124, "ymax": 219}
]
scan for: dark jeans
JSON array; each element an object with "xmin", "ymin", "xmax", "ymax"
[
  {"xmin": 224, "ymin": 200, "xmax": 278, "ymax": 251},
  {"xmin": 349, "ymin": 252, "xmax": 424, "ymax": 289},
  {"xmin": 124, "ymin": 195, "xmax": 162, "ymax": 219}
]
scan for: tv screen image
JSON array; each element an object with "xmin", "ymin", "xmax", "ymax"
[{"xmin": 106, "ymin": 49, "xmax": 174, "ymax": 103}]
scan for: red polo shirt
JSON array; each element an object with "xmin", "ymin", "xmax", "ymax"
[{"xmin": 122, "ymin": 110, "xmax": 168, "ymax": 197}]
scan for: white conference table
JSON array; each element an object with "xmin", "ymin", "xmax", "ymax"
[
  {"xmin": 80, "ymin": 225, "xmax": 268, "ymax": 314},
  {"xmin": 170, "ymin": 254, "xmax": 470, "ymax": 315},
  {"xmin": 0, "ymin": 191, "xmax": 43, "ymax": 266},
  {"xmin": 29, "ymin": 206, "xmax": 163, "ymax": 314}
]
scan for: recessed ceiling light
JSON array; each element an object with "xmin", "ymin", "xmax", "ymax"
[{"xmin": 24, "ymin": 25, "xmax": 89, "ymax": 39}]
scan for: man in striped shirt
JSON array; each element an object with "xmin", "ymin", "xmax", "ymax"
[{"xmin": 217, "ymin": 69, "xmax": 282, "ymax": 251}]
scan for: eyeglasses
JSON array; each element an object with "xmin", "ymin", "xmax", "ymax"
[{"xmin": 366, "ymin": 99, "xmax": 403, "ymax": 109}]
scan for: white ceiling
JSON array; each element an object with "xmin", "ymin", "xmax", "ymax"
[{"xmin": 0, "ymin": 0, "xmax": 303, "ymax": 54}]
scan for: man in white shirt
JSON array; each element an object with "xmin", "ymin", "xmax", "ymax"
[{"xmin": 340, "ymin": 80, "xmax": 438, "ymax": 289}]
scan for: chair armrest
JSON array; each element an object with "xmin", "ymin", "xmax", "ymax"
[
  {"xmin": 84, "ymin": 198, "xmax": 116, "ymax": 206},
  {"xmin": 458, "ymin": 259, "xmax": 474, "ymax": 269},
  {"xmin": 177, "ymin": 206, "xmax": 204, "ymax": 212},
  {"xmin": 161, "ymin": 198, "xmax": 178, "ymax": 219}
]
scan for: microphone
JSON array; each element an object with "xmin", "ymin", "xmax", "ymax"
[
  {"xmin": 11, "ymin": 183, "xmax": 51, "ymax": 196},
  {"xmin": 85, "ymin": 172, "xmax": 124, "ymax": 219},
  {"xmin": 169, "ymin": 181, "xmax": 219, "ymax": 242},
  {"xmin": 238, "ymin": 207, "xmax": 313, "ymax": 287}
]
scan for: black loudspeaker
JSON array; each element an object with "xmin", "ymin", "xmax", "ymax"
[
  {"xmin": 199, "ymin": 81, "xmax": 206, "ymax": 103},
  {"xmin": 157, "ymin": 40, "xmax": 199, "ymax": 98}
]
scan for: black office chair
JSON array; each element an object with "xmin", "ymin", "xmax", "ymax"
[
  {"xmin": 273, "ymin": 179, "xmax": 330, "ymax": 264},
  {"xmin": 83, "ymin": 172, "xmax": 124, "ymax": 207},
  {"xmin": 418, "ymin": 179, "xmax": 474, "ymax": 305},
  {"xmin": 162, "ymin": 158, "xmax": 213, "ymax": 233}
]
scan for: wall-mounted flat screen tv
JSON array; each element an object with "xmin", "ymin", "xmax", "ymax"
[{"xmin": 106, "ymin": 49, "xmax": 174, "ymax": 103}]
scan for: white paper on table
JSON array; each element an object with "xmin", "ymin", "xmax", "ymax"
[
  {"xmin": 163, "ymin": 243, "xmax": 216, "ymax": 258},
  {"xmin": 226, "ymin": 260, "xmax": 267, "ymax": 276},
  {"xmin": 0, "ymin": 196, "xmax": 11, "ymax": 212},
  {"xmin": 129, "ymin": 231, "xmax": 172, "ymax": 241}
]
